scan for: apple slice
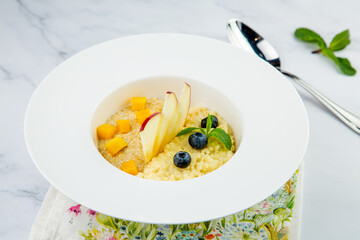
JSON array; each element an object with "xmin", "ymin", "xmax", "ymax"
[
  {"xmin": 139, "ymin": 83, "xmax": 191, "ymax": 162},
  {"xmin": 139, "ymin": 112, "xmax": 161, "ymax": 162},
  {"xmin": 177, "ymin": 83, "xmax": 191, "ymax": 128},
  {"xmin": 161, "ymin": 83, "xmax": 191, "ymax": 150},
  {"xmin": 152, "ymin": 92, "xmax": 178, "ymax": 155},
  {"xmin": 140, "ymin": 112, "xmax": 160, "ymax": 132}
]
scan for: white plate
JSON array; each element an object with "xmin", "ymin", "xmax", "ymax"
[{"xmin": 24, "ymin": 34, "xmax": 309, "ymax": 224}]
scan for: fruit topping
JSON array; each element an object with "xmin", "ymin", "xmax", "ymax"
[
  {"xmin": 173, "ymin": 151, "xmax": 191, "ymax": 168},
  {"xmin": 139, "ymin": 83, "xmax": 191, "ymax": 162},
  {"xmin": 121, "ymin": 160, "xmax": 138, "ymax": 175},
  {"xmin": 131, "ymin": 97, "xmax": 146, "ymax": 111},
  {"xmin": 135, "ymin": 108, "xmax": 151, "ymax": 124},
  {"xmin": 188, "ymin": 132, "xmax": 208, "ymax": 149},
  {"xmin": 97, "ymin": 124, "xmax": 117, "ymax": 140},
  {"xmin": 160, "ymin": 83, "xmax": 191, "ymax": 151},
  {"xmin": 201, "ymin": 115, "xmax": 218, "ymax": 128},
  {"xmin": 153, "ymin": 92, "xmax": 178, "ymax": 155},
  {"xmin": 139, "ymin": 112, "xmax": 161, "ymax": 162},
  {"xmin": 116, "ymin": 119, "xmax": 131, "ymax": 133},
  {"xmin": 105, "ymin": 137, "xmax": 128, "ymax": 155}
]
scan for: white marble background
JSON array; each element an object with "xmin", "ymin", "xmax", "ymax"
[{"xmin": 1, "ymin": 0, "xmax": 360, "ymax": 239}]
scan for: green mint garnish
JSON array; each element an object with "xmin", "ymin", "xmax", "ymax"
[
  {"xmin": 294, "ymin": 28, "xmax": 356, "ymax": 76},
  {"xmin": 329, "ymin": 30, "xmax": 351, "ymax": 51},
  {"xmin": 294, "ymin": 28, "xmax": 326, "ymax": 48},
  {"xmin": 176, "ymin": 114, "xmax": 232, "ymax": 151},
  {"xmin": 176, "ymin": 127, "xmax": 199, "ymax": 136},
  {"xmin": 206, "ymin": 114, "xmax": 213, "ymax": 134},
  {"xmin": 207, "ymin": 128, "xmax": 232, "ymax": 151}
]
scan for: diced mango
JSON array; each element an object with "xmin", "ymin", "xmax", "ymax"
[
  {"xmin": 135, "ymin": 108, "xmax": 151, "ymax": 125},
  {"xmin": 122, "ymin": 160, "xmax": 138, "ymax": 175},
  {"xmin": 97, "ymin": 124, "xmax": 117, "ymax": 140},
  {"xmin": 105, "ymin": 137, "xmax": 128, "ymax": 155},
  {"xmin": 116, "ymin": 119, "xmax": 131, "ymax": 133},
  {"xmin": 131, "ymin": 97, "xmax": 146, "ymax": 111}
]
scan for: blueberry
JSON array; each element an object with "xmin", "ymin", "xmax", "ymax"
[
  {"xmin": 173, "ymin": 151, "xmax": 191, "ymax": 168},
  {"xmin": 201, "ymin": 116, "xmax": 218, "ymax": 128},
  {"xmin": 188, "ymin": 132, "xmax": 208, "ymax": 149}
]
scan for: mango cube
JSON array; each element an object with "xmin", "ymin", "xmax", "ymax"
[
  {"xmin": 97, "ymin": 124, "xmax": 117, "ymax": 140},
  {"xmin": 131, "ymin": 97, "xmax": 146, "ymax": 111},
  {"xmin": 122, "ymin": 160, "xmax": 138, "ymax": 175},
  {"xmin": 116, "ymin": 119, "xmax": 131, "ymax": 133},
  {"xmin": 135, "ymin": 108, "xmax": 151, "ymax": 125},
  {"xmin": 105, "ymin": 137, "xmax": 128, "ymax": 155}
]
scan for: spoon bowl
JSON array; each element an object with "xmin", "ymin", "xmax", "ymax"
[{"xmin": 227, "ymin": 21, "xmax": 280, "ymax": 68}]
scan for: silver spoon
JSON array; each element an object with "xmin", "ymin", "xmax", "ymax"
[{"xmin": 227, "ymin": 19, "xmax": 360, "ymax": 135}]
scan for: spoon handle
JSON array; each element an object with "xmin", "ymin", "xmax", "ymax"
[{"xmin": 282, "ymin": 71, "xmax": 360, "ymax": 134}]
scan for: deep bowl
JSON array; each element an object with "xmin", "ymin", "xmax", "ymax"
[{"xmin": 24, "ymin": 33, "xmax": 309, "ymax": 224}]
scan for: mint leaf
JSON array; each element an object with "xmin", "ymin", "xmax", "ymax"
[
  {"xmin": 208, "ymin": 128, "xmax": 232, "ymax": 151},
  {"xmin": 322, "ymin": 49, "xmax": 356, "ymax": 76},
  {"xmin": 329, "ymin": 30, "xmax": 350, "ymax": 51},
  {"xmin": 336, "ymin": 57, "xmax": 356, "ymax": 76},
  {"xmin": 206, "ymin": 114, "xmax": 213, "ymax": 134},
  {"xmin": 295, "ymin": 28, "xmax": 326, "ymax": 48},
  {"xmin": 176, "ymin": 127, "xmax": 199, "ymax": 136}
]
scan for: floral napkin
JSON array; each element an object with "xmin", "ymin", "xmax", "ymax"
[{"xmin": 30, "ymin": 163, "xmax": 303, "ymax": 240}]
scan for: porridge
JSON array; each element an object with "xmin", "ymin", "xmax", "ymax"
[{"xmin": 96, "ymin": 83, "xmax": 236, "ymax": 180}]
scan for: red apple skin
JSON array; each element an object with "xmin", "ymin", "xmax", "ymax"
[
  {"xmin": 166, "ymin": 92, "xmax": 178, "ymax": 101},
  {"xmin": 139, "ymin": 112, "xmax": 161, "ymax": 132}
]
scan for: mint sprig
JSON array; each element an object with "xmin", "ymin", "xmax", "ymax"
[
  {"xmin": 176, "ymin": 114, "xmax": 232, "ymax": 151},
  {"xmin": 295, "ymin": 28, "xmax": 356, "ymax": 76}
]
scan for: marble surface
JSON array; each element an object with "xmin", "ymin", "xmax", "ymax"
[{"xmin": 1, "ymin": 0, "xmax": 359, "ymax": 239}]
